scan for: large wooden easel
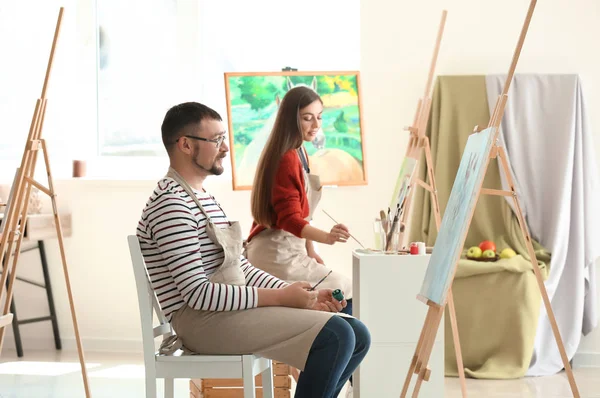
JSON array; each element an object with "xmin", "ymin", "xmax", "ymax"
[
  {"xmin": 401, "ymin": 1, "xmax": 580, "ymax": 397},
  {"xmin": 398, "ymin": 11, "xmax": 445, "ymax": 243},
  {"xmin": 392, "ymin": 10, "xmax": 468, "ymax": 398},
  {"xmin": 0, "ymin": 8, "xmax": 92, "ymax": 397}
]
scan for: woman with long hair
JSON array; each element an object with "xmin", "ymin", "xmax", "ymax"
[{"xmin": 246, "ymin": 85, "xmax": 354, "ymax": 315}]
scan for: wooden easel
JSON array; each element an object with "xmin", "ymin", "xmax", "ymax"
[
  {"xmin": 398, "ymin": 10, "xmax": 445, "ymax": 244},
  {"xmin": 401, "ymin": 1, "xmax": 581, "ymax": 397},
  {"xmin": 392, "ymin": 10, "xmax": 468, "ymax": 398},
  {"xmin": 0, "ymin": 8, "xmax": 92, "ymax": 397}
]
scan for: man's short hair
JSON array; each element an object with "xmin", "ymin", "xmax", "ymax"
[{"xmin": 161, "ymin": 102, "xmax": 222, "ymax": 151}]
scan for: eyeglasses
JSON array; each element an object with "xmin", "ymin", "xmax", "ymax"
[{"xmin": 177, "ymin": 135, "xmax": 226, "ymax": 148}]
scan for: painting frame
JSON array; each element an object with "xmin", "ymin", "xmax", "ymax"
[{"xmin": 223, "ymin": 70, "xmax": 368, "ymax": 191}]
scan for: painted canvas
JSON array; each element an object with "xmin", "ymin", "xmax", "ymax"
[
  {"xmin": 418, "ymin": 127, "xmax": 496, "ymax": 305},
  {"xmin": 390, "ymin": 157, "xmax": 418, "ymax": 212},
  {"xmin": 224, "ymin": 71, "xmax": 366, "ymax": 190}
]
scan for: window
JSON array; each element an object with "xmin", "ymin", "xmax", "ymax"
[
  {"xmin": 96, "ymin": 0, "xmax": 178, "ymax": 157},
  {"xmin": 95, "ymin": 0, "xmax": 360, "ymax": 175}
]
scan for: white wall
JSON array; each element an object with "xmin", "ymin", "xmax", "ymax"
[{"xmin": 2, "ymin": 0, "xmax": 600, "ymax": 371}]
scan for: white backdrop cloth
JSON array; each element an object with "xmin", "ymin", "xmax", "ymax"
[{"xmin": 485, "ymin": 74, "xmax": 600, "ymax": 376}]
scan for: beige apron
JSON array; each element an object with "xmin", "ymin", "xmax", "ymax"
[
  {"xmin": 245, "ymin": 150, "xmax": 353, "ymax": 299},
  {"xmin": 162, "ymin": 168, "xmax": 334, "ymax": 371}
]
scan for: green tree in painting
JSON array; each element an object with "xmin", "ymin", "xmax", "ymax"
[
  {"xmin": 333, "ymin": 110, "xmax": 349, "ymax": 133},
  {"xmin": 279, "ymin": 75, "xmax": 359, "ymax": 96},
  {"xmin": 238, "ymin": 77, "xmax": 278, "ymax": 112},
  {"xmin": 281, "ymin": 76, "xmax": 314, "ymax": 92}
]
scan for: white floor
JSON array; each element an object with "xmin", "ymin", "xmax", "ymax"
[
  {"xmin": 0, "ymin": 349, "xmax": 598, "ymax": 397},
  {"xmin": 445, "ymin": 368, "xmax": 600, "ymax": 398}
]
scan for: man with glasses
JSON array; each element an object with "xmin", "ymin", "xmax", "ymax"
[{"xmin": 136, "ymin": 102, "xmax": 370, "ymax": 397}]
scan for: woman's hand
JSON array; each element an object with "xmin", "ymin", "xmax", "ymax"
[
  {"xmin": 306, "ymin": 241, "xmax": 325, "ymax": 264},
  {"xmin": 325, "ymin": 224, "xmax": 350, "ymax": 245}
]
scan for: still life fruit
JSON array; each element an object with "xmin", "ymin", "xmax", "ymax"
[
  {"xmin": 482, "ymin": 249, "xmax": 496, "ymax": 259},
  {"xmin": 500, "ymin": 248, "xmax": 516, "ymax": 259},
  {"xmin": 466, "ymin": 246, "xmax": 482, "ymax": 258},
  {"xmin": 466, "ymin": 240, "xmax": 517, "ymax": 262}
]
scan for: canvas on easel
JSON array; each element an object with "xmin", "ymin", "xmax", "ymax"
[
  {"xmin": 0, "ymin": 7, "xmax": 91, "ymax": 397},
  {"xmin": 390, "ymin": 157, "xmax": 417, "ymax": 213},
  {"xmin": 418, "ymin": 127, "xmax": 495, "ymax": 304},
  {"xmin": 401, "ymin": 1, "xmax": 580, "ymax": 397}
]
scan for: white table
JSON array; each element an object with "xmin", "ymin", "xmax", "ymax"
[{"xmin": 352, "ymin": 251, "xmax": 444, "ymax": 397}]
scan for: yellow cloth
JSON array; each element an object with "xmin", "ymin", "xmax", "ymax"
[{"xmin": 408, "ymin": 75, "xmax": 550, "ymax": 378}]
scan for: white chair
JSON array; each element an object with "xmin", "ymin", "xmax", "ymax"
[{"xmin": 127, "ymin": 235, "xmax": 274, "ymax": 398}]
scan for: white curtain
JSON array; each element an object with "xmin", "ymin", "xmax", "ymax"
[{"xmin": 485, "ymin": 74, "xmax": 600, "ymax": 376}]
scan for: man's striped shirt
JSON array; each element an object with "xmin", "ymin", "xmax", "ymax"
[{"xmin": 136, "ymin": 178, "xmax": 287, "ymax": 320}]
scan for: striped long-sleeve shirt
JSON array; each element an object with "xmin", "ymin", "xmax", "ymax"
[{"xmin": 136, "ymin": 178, "xmax": 288, "ymax": 320}]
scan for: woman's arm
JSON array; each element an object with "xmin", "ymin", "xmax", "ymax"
[
  {"xmin": 272, "ymin": 151, "xmax": 351, "ymax": 245},
  {"xmin": 305, "ymin": 239, "xmax": 324, "ymax": 264},
  {"xmin": 301, "ymin": 224, "xmax": 350, "ymax": 245}
]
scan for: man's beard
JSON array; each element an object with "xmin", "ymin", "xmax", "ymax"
[{"xmin": 193, "ymin": 150, "xmax": 225, "ymax": 175}]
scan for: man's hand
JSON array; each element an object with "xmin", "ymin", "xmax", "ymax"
[
  {"xmin": 278, "ymin": 282, "xmax": 318, "ymax": 309},
  {"xmin": 312, "ymin": 288, "xmax": 347, "ymax": 312}
]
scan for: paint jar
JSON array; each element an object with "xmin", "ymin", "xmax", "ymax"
[
  {"xmin": 373, "ymin": 218, "xmax": 400, "ymax": 252},
  {"xmin": 410, "ymin": 242, "xmax": 419, "ymax": 255},
  {"xmin": 332, "ymin": 289, "xmax": 344, "ymax": 302},
  {"xmin": 417, "ymin": 242, "xmax": 426, "ymax": 255},
  {"xmin": 72, "ymin": 160, "xmax": 86, "ymax": 178}
]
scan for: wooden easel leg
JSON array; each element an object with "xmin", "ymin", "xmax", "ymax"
[
  {"xmin": 0, "ymin": 229, "xmax": 18, "ymax": 311},
  {"xmin": 0, "ymin": 160, "xmax": 39, "ymax": 352},
  {"xmin": 39, "ymin": 140, "xmax": 92, "ymax": 397},
  {"xmin": 0, "ymin": 99, "xmax": 42, "ymax": 268},
  {"xmin": 447, "ymin": 291, "xmax": 467, "ymax": 397},
  {"xmin": 423, "ymin": 136, "xmax": 467, "ymax": 396},
  {"xmin": 0, "ymin": 215, "xmax": 29, "ymax": 353},
  {"xmin": 495, "ymin": 147, "xmax": 580, "ymax": 397},
  {"xmin": 0, "ymin": 103, "xmax": 44, "ymax": 352},
  {"xmin": 0, "ymin": 168, "xmax": 28, "ymax": 306},
  {"xmin": 410, "ymin": 305, "xmax": 444, "ymax": 398},
  {"xmin": 400, "ymin": 307, "xmax": 433, "ymax": 398}
]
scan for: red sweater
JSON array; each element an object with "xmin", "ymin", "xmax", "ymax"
[{"xmin": 247, "ymin": 150, "xmax": 309, "ymax": 242}]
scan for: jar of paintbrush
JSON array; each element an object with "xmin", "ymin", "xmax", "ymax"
[{"xmin": 373, "ymin": 207, "xmax": 401, "ymax": 252}]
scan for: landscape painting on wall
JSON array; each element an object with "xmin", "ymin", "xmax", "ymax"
[{"xmin": 224, "ymin": 71, "xmax": 367, "ymax": 190}]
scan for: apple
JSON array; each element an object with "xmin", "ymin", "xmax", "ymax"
[
  {"xmin": 467, "ymin": 246, "xmax": 482, "ymax": 258},
  {"xmin": 500, "ymin": 248, "xmax": 516, "ymax": 259},
  {"xmin": 479, "ymin": 240, "xmax": 496, "ymax": 252},
  {"xmin": 482, "ymin": 249, "xmax": 496, "ymax": 259}
]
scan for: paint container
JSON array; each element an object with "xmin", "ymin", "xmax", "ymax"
[
  {"xmin": 410, "ymin": 243, "xmax": 419, "ymax": 255},
  {"xmin": 417, "ymin": 242, "xmax": 426, "ymax": 255},
  {"xmin": 332, "ymin": 289, "xmax": 344, "ymax": 302}
]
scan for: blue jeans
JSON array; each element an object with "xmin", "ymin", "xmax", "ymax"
[
  {"xmin": 295, "ymin": 314, "xmax": 370, "ymax": 398},
  {"xmin": 341, "ymin": 298, "xmax": 353, "ymax": 316},
  {"xmin": 340, "ymin": 299, "xmax": 354, "ymax": 385}
]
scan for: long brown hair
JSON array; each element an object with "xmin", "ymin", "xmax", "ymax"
[{"xmin": 251, "ymin": 86, "xmax": 322, "ymax": 227}]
